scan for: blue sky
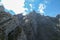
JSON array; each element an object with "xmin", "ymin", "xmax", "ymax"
[
  {"xmin": 44, "ymin": 0, "xmax": 60, "ymax": 17},
  {"xmin": 1, "ymin": 0, "xmax": 60, "ymax": 17}
]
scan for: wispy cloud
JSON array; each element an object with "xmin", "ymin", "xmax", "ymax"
[
  {"xmin": 29, "ymin": 4, "xmax": 33, "ymax": 11},
  {"xmin": 38, "ymin": 3, "xmax": 46, "ymax": 15},
  {"xmin": 38, "ymin": 0, "xmax": 48, "ymax": 15},
  {"xmin": 29, "ymin": 4, "xmax": 32, "ymax": 8}
]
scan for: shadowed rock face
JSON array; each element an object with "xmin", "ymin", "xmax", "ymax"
[{"xmin": 17, "ymin": 11, "xmax": 60, "ymax": 40}]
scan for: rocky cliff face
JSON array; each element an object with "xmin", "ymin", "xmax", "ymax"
[
  {"xmin": 17, "ymin": 11, "xmax": 60, "ymax": 40},
  {"xmin": 0, "ymin": 5, "xmax": 27, "ymax": 40},
  {"xmin": 0, "ymin": 7, "xmax": 60, "ymax": 40},
  {"xmin": 0, "ymin": 12, "xmax": 27, "ymax": 40}
]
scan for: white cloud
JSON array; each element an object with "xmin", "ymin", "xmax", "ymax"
[
  {"xmin": 29, "ymin": 4, "xmax": 33, "ymax": 11},
  {"xmin": 38, "ymin": 0, "xmax": 48, "ymax": 15},
  {"xmin": 38, "ymin": 3, "xmax": 46, "ymax": 15},
  {"xmin": 2, "ymin": 0, "xmax": 27, "ymax": 14},
  {"xmin": 29, "ymin": 4, "xmax": 32, "ymax": 8}
]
